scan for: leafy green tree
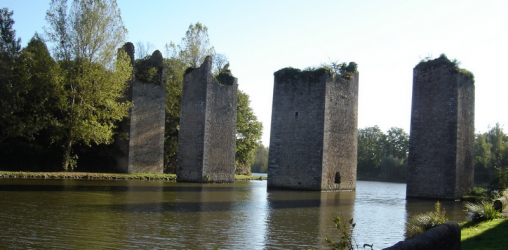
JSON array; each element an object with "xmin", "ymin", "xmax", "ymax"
[
  {"xmin": 0, "ymin": 8, "xmax": 21, "ymax": 57},
  {"xmin": 486, "ymin": 123, "xmax": 508, "ymax": 169},
  {"xmin": 250, "ymin": 144, "xmax": 269, "ymax": 173},
  {"xmin": 236, "ymin": 90, "xmax": 263, "ymax": 175},
  {"xmin": 0, "ymin": 8, "xmax": 22, "ymax": 142},
  {"xmin": 45, "ymin": 0, "xmax": 131, "ymax": 170},
  {"xmin": 165, "ymin": 22, "xmax": 215, "ymax": 68},
  {"xmin": 0, "ymin": 35, "xmax": 64, "ymax": 143},
  {"xmin": 474, "ymin": 123, "xmax": 508, "ymax": 185},
  {"xmin": 45, "ymin": 0, "xmax": 127, "ymax": 67},
  {"xmin": 383, "ymin": 127, "xmax": 409, "ymax": 160},
  {"xmin": 357, "ymin": 126, "xmax": 386, "ymax": 176},
  {"xmin": 357, "ymin": 126, "xmax": 409, "ymax": 180}
]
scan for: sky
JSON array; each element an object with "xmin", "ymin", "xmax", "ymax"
[{"xmin": 3, "ymin": 0, "xmax": 508, "ymax": 146}]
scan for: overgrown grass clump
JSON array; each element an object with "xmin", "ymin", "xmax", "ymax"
[
  {"xmin": 464, "ymin": 202, "xmax": 502, "ymax": 222},
  {"xmin": 405, "ymin": 201, "xmax": 448, "ymax": 238}
]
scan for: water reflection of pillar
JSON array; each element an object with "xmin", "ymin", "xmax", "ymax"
[
  {"xmin": 264, "ymin": 190, "xmax": 322, "ymax": 249},
  {"xmin": 197, "ymin": 184, "xmax": 236, "ymax": 249},
  {"xmin": 117, "ymin": 180, "xmax": 165, "ymax": 247},
  {"xmin": 318, "ymin": 191, "xmax": 356, "ymax": 249},
  {"xmin": 226, "ymin": 181, "xmax": 269, "ymax": 249}
]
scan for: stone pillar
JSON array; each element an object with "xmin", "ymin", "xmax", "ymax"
[
  {"xmin": 407, "ymin": 55, "xmax": 475, "ymax": 199},
  {"xmin": 177, "ymin": 56, "xmax": 238, "ymax": 183},
  {"xmin": 116, "ymin": 43, "xmax": 166, "ymax": 174},
  {"xmin": 267, "ymin": 67, "xmax": 358, "ymax": 191}
]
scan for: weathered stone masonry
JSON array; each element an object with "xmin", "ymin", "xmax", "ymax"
[
  {"xmin": 177, "ymin": 56, "xmax": 238, "ymax": 183},
  {"xmin": 268, "ymin": 68, "xmax": 358, "ymax": 191},
  {"xmin": 116, "ymin": 43, "xmax": 166, "ymax": 174},
  {"xmin": 407, "ymin": 56, "xmax": 475, "ymax": 199}
]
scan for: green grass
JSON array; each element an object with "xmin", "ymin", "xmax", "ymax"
[
  {"xmin": 461, "ymin": 218, "xmax": 508, "ymax": 250},
  {"xmin": 0, "ymin": 171, "xmax": 267, "ymax": 181},
  {"xmin": 235, "ymin": 174, "xmax": 267, "ymax": 180}
]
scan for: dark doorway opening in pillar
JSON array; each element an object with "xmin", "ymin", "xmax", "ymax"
[
  {"xmin": 334, "ymin": 172, "xmax": 341, "ymax": 184},
  {"xmin": 295, "ymin": 111, "xmax": 298, "ymax": 117}
]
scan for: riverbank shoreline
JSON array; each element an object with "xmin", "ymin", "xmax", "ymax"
[{"xmin": 0, "ymin": 171, "xmax": 267, "ymax": 181}]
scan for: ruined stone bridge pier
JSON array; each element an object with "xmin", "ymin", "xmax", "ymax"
[
  {"xmin": 407, "ymin": 55, "xmax": 475, "ymax": 200},
  {"xmin": 267, "ymin": 67, "xmax": 359, "ymax": 191}
]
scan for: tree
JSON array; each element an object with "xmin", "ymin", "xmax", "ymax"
[
  {"xmin": 236, "ymin": 90, "xmax": 263, "ymax": 175},
  {"xmin": 0, "ymin": 8, "xmax": 22, "ymax": 142},
  {"xmin": 474, "ymin": 123, "xmax": 508, "ymax": 184},
  {"xmin": 251, "ymin": 144, "xmax": 269, "ymax": 173},
  {"xmin": 357, "ymin": 126, "xmax": 386, "ymax": 176},
  {"xmin": 383, "ymin": 127, "xmax": 409, "ymax": 160},
  {"xmin": 213, "ymin": 53, "xmax": 228, "ymax": 74},
  {"xmin": 0, "ymin": 8, "xmax": 21, "ymax": 57},
  {"xmin": 45, "ymin": 0, "xmax": 131, "ymax": 170},
  {"xmin": 166, "ymin": 22, "xmax": 215, "ymax": 68},
  {"xmin": 45, "ymin": 0, "xmax": 127, "ymax": 67},
  {"xmin": 0, "ymin": 35, "xmax": 64, "ymax": 143},
  {"xmin": 357, "ymin": 126, "xmax": 409, "ymax": 180}
]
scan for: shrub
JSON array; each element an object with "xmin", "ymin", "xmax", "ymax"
[
  {"xmin": 464, "ymin": 202, "xmax": 502, "ymax": 222},
  {"xmin": 405, "ymin": 201, "xmax": 448, "ymax": 238},
  {"xmin": 490, "ymin": 166, "xmax": 508, "ymax": 191},
  {"xmin": 470, "ymin": 186, "xmax": 488, "ymax": 197}
]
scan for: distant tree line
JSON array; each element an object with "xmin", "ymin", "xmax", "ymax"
[
  {"xmin": 355, "ymin": 124, "xmax": 508, "ymax": 185},
  {"xmin": 357, "ymin": 126, "xmax": 409, "ymax": 181},
  {"xmin": 0, "ymin": 1, "xmax": 262, "ymax": 174}
]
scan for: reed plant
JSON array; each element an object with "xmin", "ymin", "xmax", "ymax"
[{"xmin": 405, "ymin": 201, "xmax": 448, "ymax": 238}]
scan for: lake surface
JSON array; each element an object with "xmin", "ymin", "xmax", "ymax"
[{"xmin": 0, "ymin": 179, "xmax": 467, "ymax": 249}]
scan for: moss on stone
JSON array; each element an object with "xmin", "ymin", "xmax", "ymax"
[
  {"xmin": 416, "ymin": 54, "xmax": 475, "ymax": 80},
  {"xmin": 214, "ymin": 63, "xmax": 235, "ymax": 86},
  {"xmin": 274, "ymin": 67, "xmax": 331, "ymax": 84},
  {"xmin": 215, "ymin": 72, "xmax": 235, "ymax": 86}
]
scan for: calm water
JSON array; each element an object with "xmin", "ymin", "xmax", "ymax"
[{"xmin": 0, "ymin": 179, "xmax": 466, "ymax": 249}]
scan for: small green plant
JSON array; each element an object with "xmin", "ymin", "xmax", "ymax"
[
  {"xmin": 322, "ymin": 216, "xmax": 372, "ymax": 250},
  {"xmin": 405, "ymin": 201, "xmax": 448, "ymax": 238},
  {"xmin": 464, "ymin": 202, "xmax": 502, "ymax": 222}
]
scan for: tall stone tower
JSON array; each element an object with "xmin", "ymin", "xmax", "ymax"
[
  {"xmin": 268, "ymin": 67, "xmax": 359, "ymax": 191},
  {"xmin": 177, "ymin": 56, "xmax": 238, "ymax": 183},
  {"xmin": 116, "ymin": 43, "xmax": 166, "ymax": 174},
  {"xmin": 407, "ymin": 55, "xmax": 475, "ymax": 199}
]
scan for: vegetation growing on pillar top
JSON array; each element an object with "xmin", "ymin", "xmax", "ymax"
[
  {"xmin": 274, "ymin": 61, "xmax": 358, "ymax": 83},
  {"xmin": 416, "ymin": 53, "xmax": 474, "ymax": 80},
  {"xmin": 135, "ymin": 56, "xmax": 161, "ymax": 84},
  {"xmin": 215, "ymin": 63, "xmax": 235, "ymax": 86}
]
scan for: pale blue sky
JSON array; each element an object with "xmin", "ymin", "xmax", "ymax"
[{"xmin": 3, "ymin": 0, "xmax": 508, "ymax": 146}]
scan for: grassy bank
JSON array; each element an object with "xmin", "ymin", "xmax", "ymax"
[
  {"xmin": 0, "ymin": 171, "xmax": 267, "ymax": 181},
  {"xmin": 461, "ymin": 218, "xmax": 508, "ymax": 250}
]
